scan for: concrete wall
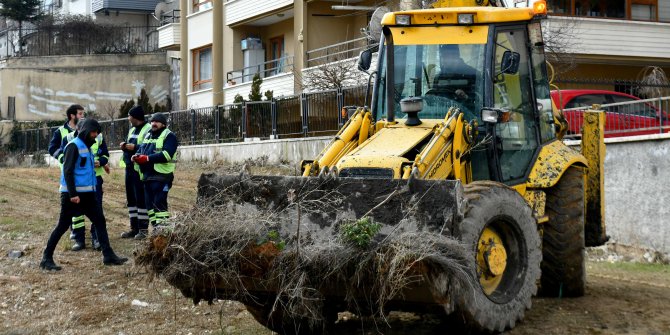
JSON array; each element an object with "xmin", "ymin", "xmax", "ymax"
[
  {"xmin": 0, "ymin": 120, "xmax": 11, "ymax": 145},
  {"xmin": 602, "ymin": 134, "xmax": 670, "ymax": 254},
  {"xmin": 0, "ymin": 53, "xmax": 170, "ymax": 121}
]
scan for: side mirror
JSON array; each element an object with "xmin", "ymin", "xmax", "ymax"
[
  {"xmin": 358, "ymin": 48, "xmax": 373, "ymax": 72},
  {"xmin": 501, "ymin": 51, "xmax": 520, "ymax": 74}
]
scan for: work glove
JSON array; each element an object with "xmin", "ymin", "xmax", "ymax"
[{"xmin": 135, "ymin": 155, "xmax": 150, "ymax": 165}]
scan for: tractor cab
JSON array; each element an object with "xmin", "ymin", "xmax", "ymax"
[{"xmin": 358, "ymin": 4, "xmax": 556, "ymax": 184}]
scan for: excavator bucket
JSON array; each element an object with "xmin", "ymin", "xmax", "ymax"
[{"xmin": 197, "ymin": 173, "xmax": 465, "ymax": 242}]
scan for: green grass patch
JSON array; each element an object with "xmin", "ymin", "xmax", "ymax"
[{"xmin": 590, "ymin": 261, "xmax": 670, "ymax": 274}]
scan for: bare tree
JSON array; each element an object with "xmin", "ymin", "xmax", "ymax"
[
  {"xmin": 541, "ymin": 17, "xmax": 581, "ymax": 77},
  {"xmin": 296, "ymin": 57, "xmax": 370, "ymax": 92},
  {"xmin": 637, "ymin": 66, "xmax": 670, "ymax": 98},
  {"xmin": 96, "ymin": 101, "xmax": 121, "ymax": 120}
]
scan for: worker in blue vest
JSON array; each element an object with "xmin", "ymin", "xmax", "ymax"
[
  {"xmin": 119, "ymin": 106, "xmax": 151, "ymax": 239},
  {"xmin": 40, "ymin": 119, "xmax": 127, "ymax": 271},
  {"xmin": 48, "ymin": 104, "xmax": 85, "ymax": 163},
  {"xmin": 133, "ymin": 113, "xmax": 178, "ymax": 237},
  {"xmin": 60, "ymin": 120, "xmax": 110, "ymax": 251}
]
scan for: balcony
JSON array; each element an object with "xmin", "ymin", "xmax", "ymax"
[
  {"xmin": 226, "ymin": 55, "xmax": 294, "ymax": 84},
  {"xmin": 225, "ymin": 55, "xmax": 295, "ymax": 102},
  {"xmin": 306, "ymin": 36, "xmax": 377, "ymax": 68},
  {"xmin": 92, "ymin": 0, "xmax": 162, "ymax": 13},
  {"xmin": 546, "ymin": 16, "xmax": 670, "ymax": 61},
  {"xmin": 158, "ymin": 10, "xmax": 180, "ymax": 50},
  {"xmin": 225, "ymin": 0, "xmax": 293, "ymax": 26}
]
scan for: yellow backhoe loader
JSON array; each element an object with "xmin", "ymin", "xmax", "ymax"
[{"xmin": 143, "ymin": 1, "xmax": 607, "ymax": 333}]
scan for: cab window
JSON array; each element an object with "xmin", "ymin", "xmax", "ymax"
[{"xmin": 494, "ymin": 27, "xmax": 539, "ymax": 182}]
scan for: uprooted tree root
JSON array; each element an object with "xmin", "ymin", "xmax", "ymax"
[{"xmin": 136, "ymin": 189, "xmax": 475, "ymax": 330}]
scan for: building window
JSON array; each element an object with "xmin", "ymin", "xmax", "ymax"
[
  {"xmin": 547, "ymin": 0, "xmax": 570, "ymax": 14},
  {"xmin": 548, "ymin": 0, "xmax": 658, "ymax": 21},
  {"xmin": 193, "ymin": 0, "xmax": 212, "ymax": 13},
  {"xmin": 631, "ymin": 0, "xmax": 657, "ymax": 21},
  {"xmin": 192, "ymin": 46, "xmax": 212, "ymax": 91}
]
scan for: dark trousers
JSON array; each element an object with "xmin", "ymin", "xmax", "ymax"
[
  {"xmin": 125, "ymin": 168, "xmax": 148, "ymax": 231},
  {"xmin": 43, "ymin": 192, "xmax": 115, "ymax": 259},
  {"xmin": 144, "ymin": 180, "xmax": 171, "ymax": 226},
  {"xmin": 72, "ymin": 176, "xmax": 102, "ymax": 244}
]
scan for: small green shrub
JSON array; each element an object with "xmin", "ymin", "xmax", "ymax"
[
  {"xmin": 341, "ymin": 217, "xmax": 381, "ymax": 248},
  {"xmin": 258, "ymin": 229, "xmax": 286, "ymax": 251}
]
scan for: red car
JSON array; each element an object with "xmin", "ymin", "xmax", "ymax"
[{"xmin": 550, "ymin": 89, "xmax": 669, "ymax": 138}]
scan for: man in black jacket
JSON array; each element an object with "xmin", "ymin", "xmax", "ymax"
[
  {"xmin": 133, "ymin": 113, "xmax": 178, "ymax": 237},
  {"xmin": 48, "ymin": 104, "xmax": 85, "ymax": 164},
  {"xmin": 40, "ymin": 119, "xmax": 128, "ymax": 271},
  {"xmin": 119, "ymin": 106, "xmax": 151, "ymax": 239}
]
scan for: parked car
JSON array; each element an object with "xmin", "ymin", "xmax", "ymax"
[{"xmin": 550, "ymin": 89, "xmax": 669, "ymax": 138}]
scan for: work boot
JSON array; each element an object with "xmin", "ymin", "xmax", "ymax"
[
  {"xmin": 92, "ymin": 239, "xmax": 101, "ymax": 251},
  {"xmin": 39, "ymin": 258, "xmax": 62, "ymax": 271},
  {"xmin": 71, "ymin": 241, "xmax": 85, "ymax": 251},
  {"xmin": 134, "ymin": 230, "xmax": 148, "ymax": 240},
  {"xmin": 103, "ymin": 254, "xmax": 129, "ymax": 266},
  {"xmin": 120, "ymin": 230, "xmax": 138, "ymax": 239}
]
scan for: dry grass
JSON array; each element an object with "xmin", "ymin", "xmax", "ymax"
[{"xmin": 136, "ymin": 172, "xmax": 475, "ymax": 331}]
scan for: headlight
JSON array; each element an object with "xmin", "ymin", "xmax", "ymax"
[
  {"xmin": 395, "ymin": 14, "xmax": 411, "ymax": 26},
  {"xmin": 481, "ymin": 108, "xmax": 499, "ymax": 123},
  {"xmin": 457, "ymin": 14, "xmax": 474, "ymax": 25}
]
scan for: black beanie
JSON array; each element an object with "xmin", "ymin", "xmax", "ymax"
[
  {"xmin": 150, "ymin": 113, "xmax": 168, "ymax": 125},
  {"xmin": 128, "ymin": 105, "xmax": 144, "ymax": 121}
]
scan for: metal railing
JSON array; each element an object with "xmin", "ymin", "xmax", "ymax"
[
  {"xmin": 306, "ymin": 36, "xmax": 378, "ymax": 68},
  {"xmin": 160, "ymin": 10, "xmax": 181, "ymax": 25},
  {"xmin": 10, "ymin": 85, "xmax": 371, "ymax": 153},
  {"xmin": 0, "ymin": 25, "xmax": 161, "ymax": 58},
  {"xmin": 561, "ymin": 97, "xmax": 670, "ymax": 138},
  {"xmin": 226, "ymin": 55, "xmax": 294, "ymax": 84}
]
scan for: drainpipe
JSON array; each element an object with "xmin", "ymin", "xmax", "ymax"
[
  {"xmin": 212, "ymin": 0, "xmax": 224, "ymax": 106},
  {"xmin": 180, "ymin": 0, "xmax": 188, "ymax": 109},
  {"xmin": 293, "ymin": 0, "xmax": 306, "ymax": 93}
]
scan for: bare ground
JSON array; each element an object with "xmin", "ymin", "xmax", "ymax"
[{"xmin": 0, "ymin": 165, "xmax": 669, "ymax": 335}]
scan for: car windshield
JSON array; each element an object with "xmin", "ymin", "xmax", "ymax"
[{"xmin": 374, "ymin": 43, "xmax": 486, "ymax": 122}]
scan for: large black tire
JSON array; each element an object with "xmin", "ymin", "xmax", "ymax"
[
  {"xmin": 454, "ymin": 181, "xmax": 541, "ymax": 333},
  {"xmin": 244, "ymin": 296, "xmax": 338, "ymax": 335},
  {"xmin": 540, "ymin": 167, "xmax": 586, "ymax": 297}
]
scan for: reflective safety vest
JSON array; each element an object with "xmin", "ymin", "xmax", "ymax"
[
  {"xmin": 59, "ymin": 137, "xmax": 96, "ymax": 193},
  {"xmin": 65, "ymin": 133, "xmax": 105, "ymax": 176},
  {"xmin": 57, "ymin": 126, "xmax": 73, "ymax": 168},
  {"xmin": 143, "ymin": 128, "xmax": 176, "ymax": 175},
  {"xmin": 91, "ymin": 134, "xmax": 105, "ymax": 177},
  {"xmin": 119, "ymin": 123, "xmax": 151, "ymax": 169}
]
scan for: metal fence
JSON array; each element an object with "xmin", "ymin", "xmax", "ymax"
[
  {"xmin": 562, "ymin": 97, "xmax": 670, "ymax": 138},
  {"xmin": 13, "ymin": 77, "xmax": 670, "ymax": 153},
  {"xmin": 0, "ymin": 25, "xmax": 161, "ymax": 58},
  {"xmin": 11, "ymin": 85, "xmax": 372, "ymax": 153},
  {"xmin": 553, "ymin": 77, "xmax": 670, "ymax": 138}
]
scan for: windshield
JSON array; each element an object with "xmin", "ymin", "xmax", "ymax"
[{"xmin": 374, "ymin": 43, "xmax": 486, "ymax": 122}]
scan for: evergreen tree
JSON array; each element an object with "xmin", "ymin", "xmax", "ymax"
[
  {"xmin": 0, "ymin": 0, "xmax": 44, "ymax": 55},
  {"xmin": 264, "ymin": 90, "xmax": 274, "ymax": 101},
  {"xmin": 233, "ymin": 94, "xmax": 245, "ymax": 104},
  {"xmin": 137, "ymin": 88, "xmax": 153, "ymax": 115},
  {"xmin": 118, "ymin": 99, "xmax": 135, "ymax": 118},
  {"xmin": 248, "ymin": 73, "xmax": 263, "ymax": 101}
]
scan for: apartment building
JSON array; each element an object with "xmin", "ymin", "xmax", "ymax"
[
  {"xmin": 163, "ymin": 0, "xmax": 670, "ymax": 108},
  {"xmin": 160, "ymin": 0, "xmax": 376, "ymax": 108},
  {"xmin": 544, "ymin": 0, "xmax": 670, "ymax": 81}
]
